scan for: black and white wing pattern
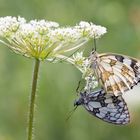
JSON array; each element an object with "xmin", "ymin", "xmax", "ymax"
[
  {"xmin": 91, "ymin": 52, "xmax": 140, "ymax": 95},
  {"xmin": 74, "ymin": 89, "xmax": 130, "ymax": 125}
]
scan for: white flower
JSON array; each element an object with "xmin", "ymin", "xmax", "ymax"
[
  {"xmin": 72, "ymin": 52, "xmax": 85, "ymax": 64},
  {"xmin": 49, "ymin": 27, "xmax": 82, "ymax": 42},
  {"xmin": 72, "ymin": 52, "xmax": 91, "ymax": 68},
  {"xmin": 68, "ymin": 52, "xmax": 91, "ymax": 76},
  {"xmin": 84, "ymin": 76, "xmax": 98, "ymax": 91},
  {"xmin": 0, "ymin": 16, "xmax": 22, "ymax": 37},
  {"xmin": 76, "ymin": 21, "xmax": 107, "ymax": 39}
]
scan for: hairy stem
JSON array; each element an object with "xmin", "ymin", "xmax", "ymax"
[{"xmin": 27, "ymin": 59, "xmax": 40, "ymax": 140}]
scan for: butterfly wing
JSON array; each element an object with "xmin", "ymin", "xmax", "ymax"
[
  {"xmin": 95, "ymin": 53, "xmax": 140, "ymax": 95},
  {"xmin": 83, "ymin": 89, "xmax": 130, "ymax": 125}
]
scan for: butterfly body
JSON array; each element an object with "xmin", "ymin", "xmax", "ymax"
[{"xmin": 74, "ymin": 89, "xmax": 130, "ymax": 125}]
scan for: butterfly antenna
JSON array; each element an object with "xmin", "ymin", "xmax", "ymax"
[
  {"xmin": 76, "ymin": 80, "xmax": 81, "ymax": 94},
  {"xmin": 65, "ymin": 106, "xmax": 78, "ymax": 122},
  {"xmin": 93, "ymin": 37, "xmax": 97, "ymax": 52},
  {"xmin": 91, "ymin": 34, "xmax": 97, "ymax": 53}
]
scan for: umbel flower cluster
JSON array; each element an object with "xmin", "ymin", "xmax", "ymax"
[{"xmin": 0, "ymin": 16, "xmax": 106, "ymax": 60}]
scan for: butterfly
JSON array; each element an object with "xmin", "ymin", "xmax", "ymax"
[
  {"xmin": 74, "ymin": 88, "xmax": 130, "ymax": 125},
  {"xmin": 89, "ymin": 51, "xmax": 140, "ymax": 96}
]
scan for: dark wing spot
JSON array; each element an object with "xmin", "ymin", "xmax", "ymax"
[
  {"xmin": 112, "ymin": 96, "xmax": 121, "ymax": 105},
  {"xmin": 100, "ymin": 100, "xmax": 108, "ymax": 107},
  {"xmin": 93, "ymin": 108, "xmax": 100, "ymax": 114},
  {"xmin": 130, "ymin": 59, "xmax": 140, "ymax": 76},
  {"xmin": 130, "ymin": 60, "xmax": 137, "ymax": 70},
  {"xmin": 115, "ymin": 55, "xmax": 124, "ymax": 62}
]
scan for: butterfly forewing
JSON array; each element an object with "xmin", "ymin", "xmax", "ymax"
[
  {"xmin": 93, "ymin": 53, "xmax": 140, "ymax": 95},
  {"xmin": 78, "ymin": 89, "xmax": 130, "ymax": 125}
]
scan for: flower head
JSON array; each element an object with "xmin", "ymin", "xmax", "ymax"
[{"xmin": 0, "ymin": 17, "xmax": 107, "ymax": 61}]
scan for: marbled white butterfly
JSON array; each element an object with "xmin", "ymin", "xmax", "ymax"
[
  {"xmin": 74, "ymin": 89, "xmax": 130, "ymax": 125},
  {"xmin": 89, "ymin": 51, "xmax": 140, "ymax": 96},
  {"xmin": 74, "ymin": 88, "xmax": 130, "ymax": 125}
]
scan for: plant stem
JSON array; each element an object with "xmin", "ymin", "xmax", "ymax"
[{"xmin": 27, "ymin": 59, "xmax": 40, "ymax": 140}]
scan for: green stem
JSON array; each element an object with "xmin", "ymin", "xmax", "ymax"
[{"xmin": 27, "ymin": 59, "xmax": 40, "ymax": 140}]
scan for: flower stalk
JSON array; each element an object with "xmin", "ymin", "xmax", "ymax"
[{"xmin": 28, "ymin": 59, "xmax": 40, "ymax": 140}]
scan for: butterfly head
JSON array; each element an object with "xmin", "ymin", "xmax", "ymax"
[
  {"xmin": 89, "ymin": 51, "xmax": 98, "ymax": 68},
  {"xmin": 74, "ymin": 97, "xmax": 84, "ymax": 106},
  {"xmin": 74, "ymin": 99, "xmax": 82, "ymax": 106}
]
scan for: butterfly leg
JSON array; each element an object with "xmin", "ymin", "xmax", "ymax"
[{"xmin": 76, "ymin": 80, "xmax": 82, "ymax": 94}]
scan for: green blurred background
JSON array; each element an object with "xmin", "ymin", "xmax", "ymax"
[{"xmin": 0, "ymin": 0, "xmax": 140, "ymax": 140}]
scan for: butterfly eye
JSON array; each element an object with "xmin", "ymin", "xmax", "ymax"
[
  {"xmin": 74, "ymin": 98, "xmax": 83, "ymax": 106},
  {"xmin": 74, "ymin": 100, "xmax": 78, "ymax": 106}
]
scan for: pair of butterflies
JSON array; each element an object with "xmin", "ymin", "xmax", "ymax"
[{"xmin": 74, "ymin": 51, "xmax": 140, "ymax": 125}]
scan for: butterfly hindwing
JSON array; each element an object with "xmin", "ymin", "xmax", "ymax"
[
  {"xmin": 76, "ymin": 89, "xmax": 130, "ymax": 125},
  {"xmin": 93, "ymin": 53, "xmax": 140, "ymax": 95}
]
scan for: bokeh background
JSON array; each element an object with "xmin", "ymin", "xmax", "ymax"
[{"xmin": 0, "ymin": 0, "xmax": 140, "ymax": 140}]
